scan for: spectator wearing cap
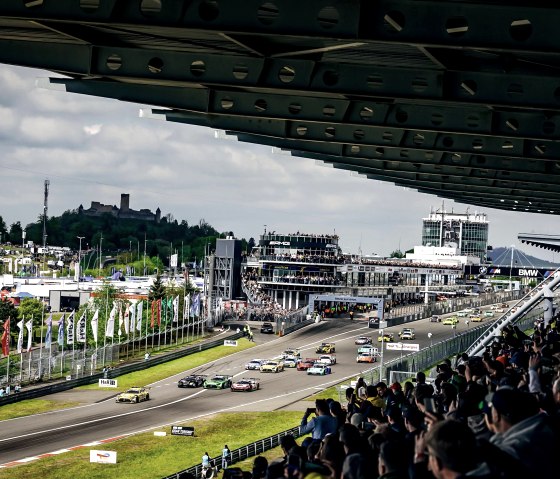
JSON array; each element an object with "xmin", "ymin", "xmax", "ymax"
[
  {"xmin": 389, "ymin": 382, "xmax": 406, "ymax": 408},
  {"xmin": 485, "ymin": 387, "xmax": 555, "ymax": 476},
  {"xmin": 300, "ymin": 399, "xmax": 339, "ymax": 441}
]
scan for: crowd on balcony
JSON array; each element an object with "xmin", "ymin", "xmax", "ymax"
[
  {"xmin": 347, "ymin": 256, "xmax": 463, "ymax": 271},
  {"xmin": 221, "ymin": 314, "xmax": 559, "ymax": 479},
  {"xmin": 273, "ymin": 274, "xmax": 340, "ymax": 286},
  {"xmin": 265, "ymin": 232, "xmax": 339, "ymax": 240},
  {"xmin": 241, "ymin": 271, "xmax": 288, "ymax": 319}
]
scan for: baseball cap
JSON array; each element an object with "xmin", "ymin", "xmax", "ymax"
[
  {"xmin": 389, "ymin": 382, "xmax": 402, "ymax": 391},
  {"xmin": 484, "ymin": 387, "xmax": 538, "ymax": 421}
]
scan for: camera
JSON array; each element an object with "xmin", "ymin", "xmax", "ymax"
[
  {"xmin": 306, "ymin": 407, "xmax": 316, "ymax": 415},
  {"xmin": 424, "ymin": 397, "xmax": 437, "ymax": 414}
]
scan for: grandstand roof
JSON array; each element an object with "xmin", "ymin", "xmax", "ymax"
[{"xmin": 1, "ymin": 1, "xmax": 560, "ymax": 214}]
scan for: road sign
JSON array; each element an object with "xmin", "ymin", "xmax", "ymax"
[{"xmin": 385, "ymin": 342, "xmax": 420, "ymax": 352}]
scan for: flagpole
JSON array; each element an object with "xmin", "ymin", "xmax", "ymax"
[
  {"xmin": 19, "ymin": 315, "xmax": 23, "ymax": 383},
  {"xmin": 27, "ymin": 315, "xmax": 32, "ymax": 381},
  {"xmin": 144, "ymin": 300, "xmax": 148, "ymax": 353},
  {"xmin": 83, "ymin": 310, "xmax": 87, "ymax": 378},
  {"xmin": 103, "ymin": 287, "xmax": 109, "ymax": 367},
  {"xmin": 39, "ymin": 308, "xmax": 44, "ymax": 378},
  {"xmin": 60, "ymin": 317, "xmax": 64, "ymax": 380}
]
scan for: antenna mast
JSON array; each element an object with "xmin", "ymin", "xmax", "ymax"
[{"xmin": 43, "ymin": 179, "xmax": 49, "ymax": 248}]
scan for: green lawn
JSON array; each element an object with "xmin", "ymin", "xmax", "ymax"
[
  {"xmin": 1, "ymin": 412, "xmax": 302, "ymax": 479},
  {"xmin": 81, "ymin": 338, "xmax": 256, "ymax": 391}
]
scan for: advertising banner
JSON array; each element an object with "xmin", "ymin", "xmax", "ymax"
[
  {"xmin": 171, "ymin": 426, "xmax": 195, "ymax": 436},
  {"xmin": 90, "ymin": 450, "xmax": 117, "ymax": 464}
]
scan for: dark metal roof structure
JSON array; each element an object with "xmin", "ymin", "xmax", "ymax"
[
  {"xmin": 2, "ymin": 1, "xmax": 560, "ymax": 214},
  {"xmin": 518, "ymin": 233, "xmax": 560, "ymax": 253}
]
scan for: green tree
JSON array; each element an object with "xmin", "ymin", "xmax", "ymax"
[
  {"xmin": 148, "ymin": 273, "xmax": 166, "ymax": 301},
  {"xmin": 9, "ymin": 221, "xmax": 23, "ymax": 245},
  {"xmin": 389, "ymin": 249, "xmax": 405, "ymax": 258},
  {"xmin": 17, "ymin": 298, "xmax": 45, "ymax": 322},
  {"xmin": 0, "ymin": 298, "xmax": 17, "ymax": 323}
]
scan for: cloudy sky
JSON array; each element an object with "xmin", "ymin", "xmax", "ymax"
[{"xmin": 0, "ymin": 64, "xmax": 557, "ymax": 260}]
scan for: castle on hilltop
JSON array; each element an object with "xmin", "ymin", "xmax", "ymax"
[{"xmin": 79, "ymin": 194, "xmax": 161, "ymax": 223}]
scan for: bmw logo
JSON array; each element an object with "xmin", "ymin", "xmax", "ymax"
[{"xmin": 479, "ymin": 266, "xmax": 487, "ymax": 274}]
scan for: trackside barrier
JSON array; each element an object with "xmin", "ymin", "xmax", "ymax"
[
  {"xmin": 161, "ymin": 426, "xmax": 302, "ymax": 479},
  {"xmin": 0, "ymin": 332, "xmax": 244, "ymax": 407}
]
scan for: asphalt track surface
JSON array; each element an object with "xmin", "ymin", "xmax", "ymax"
[{"xmin": 0, "ymin": 309, "xmax": 499, "ymax": 465}]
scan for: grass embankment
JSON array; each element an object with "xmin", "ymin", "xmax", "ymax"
[
  {"xmin": 0, "ymin": 339, "xmax": 256, "ymax": 420},
  {"xmin": 1, "ymin": 412, "xmax": 301, "ymax": 479}
]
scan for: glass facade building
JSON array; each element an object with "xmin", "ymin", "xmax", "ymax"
[{"xmin": 421, "ymin": 210, "xmax": 489, "ymax": 261}]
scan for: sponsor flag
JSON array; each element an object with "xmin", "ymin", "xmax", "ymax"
[
  {"xmin": 57, "ymin": 314, "xmax": 66, "ymax": 344},
  {"xmin": 136, "ymin": 301, "xmax": 143, "ymax": 332},
  {"xmin": 118, "ymin": 303, "xmax": 124, "ymax": 336},
  {"xmin": 45, "ymin": 314, "xmax": 53, "ymax": 347},
  {"xmin": 25, "ymin": 318, "xmax": 33, "ymax": 352},
  {"xmin": 90, "ymin": 309, "xmax": 99, "ymax": 343},
  {"xmin": 191, "ymin": 293, "xmax": 201, "ymax": 317},
  {"xmin": 129, "ymin": 303, "xmax": 135, "ymax": 334},
  {"xmin": 66, "ymin": 311, "xmax": 75, "ymax": 345},
  {"xmin": 173, "ymin": 296, "xmax": 179, "ymax": 323},
  {"xmin": 1, "ymin": 318, "xmax": 10, "ymax": 356},
  {"xmin": 123, "ymin": 304, "xmax": 130, "ymax": 335},
  {"xmin": 77, "ymin": 311, "xmax": 87, "ymax": 343},
  {"xmin": 106, "ymin": 303, "xmax": 116, "ymax": 338},
  {"xmin": 16, "ymin": 319, "xmax": 24, "ymax": 353},
  {"xmin": 150, "ymin": 300, "xmax": 156, "ymax": 328}
]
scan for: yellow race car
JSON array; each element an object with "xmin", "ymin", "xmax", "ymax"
[
  {"xmin": 315, "ymin": 342, "xmax": 336, "ymax": 354},
  {"xmin": 378, "ymin": 332, "xmax": 395, "ymax": 342},
  {"xmin": 442, "ymin": 317, "xmax": 459, "ymax": 325},
  {"xmin": 116, "ymin": 386, "xmax": 150, "ymax": 403}
]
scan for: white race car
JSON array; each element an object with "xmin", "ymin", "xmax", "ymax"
[{"xmin": 316, "ymin": 354, "xmax": 336, "ymax": 365}]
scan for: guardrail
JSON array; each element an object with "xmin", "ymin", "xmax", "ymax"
[
  {"xmin": 161, "ymin": 426, "xmax": 301, "ymax": 479},
  {"xmin": 0, "ymin": 332, "xmax": 244, "ymax": 407}
]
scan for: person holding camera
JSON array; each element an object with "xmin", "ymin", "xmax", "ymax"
[{"xmin": 300, "ymin": 399, "xmax": 338, "ymax": 441}]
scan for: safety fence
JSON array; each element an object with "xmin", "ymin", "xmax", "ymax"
[{"xmin": 161, "ymin": 426, "xmax": 302, "ymax": 479}]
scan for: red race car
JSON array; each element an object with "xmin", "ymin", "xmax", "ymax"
[{"xmin": 297, "ymin": 358, "xmax": 317, "ymax": 371}]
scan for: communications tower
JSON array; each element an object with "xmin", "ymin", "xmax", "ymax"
[{"xmin": 43, "ymin": 179, "xmax": 49, "ymax": 248}]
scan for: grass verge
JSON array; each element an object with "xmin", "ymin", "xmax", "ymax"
[
  {"xmin": 0, "ymin": 399, "xmax": 81, "ymax": 421},
  {"xmin": 0, "ymin": 339, "xmax": 255, "ymax": 420},
  {"xmin": 1, "ymin": 412, "xmax": 301, "ymax": 479},
  {"xmin": 82, "ymin": 338, "xmax": 256, "ymax": 391}
]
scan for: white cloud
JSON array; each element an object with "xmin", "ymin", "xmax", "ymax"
[{"xmin": 0, "ymin": 64, "xmax": 557, "ymax": 262}]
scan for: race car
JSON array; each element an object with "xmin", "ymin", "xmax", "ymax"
[
  {"xmin": 356, "ymin": 352, "xmax": 377, "ymax": 363},
  {"xmin": 177, "ymin": 375, "xmax": 207, "ymax": 388},
  {"xmin": 378, "ymin": 332, "xmax": 395, "ymax": 342},
  {"xmin": 297, "ymin": 358, "xmax": 317, "ymax": 371},
  {"xmin": 282, "ymin": 348, "xmax": 301, "ymax": 359},
  {"xmin": 245, "ymin": 359, "xmax": 264, "ymax": 370},
  {"xmin": 260, "ymin": 359, "xmax": 284, "ymax": 373},
  {"xmin": 457, "ymin": 310, "xmax": 469, "ymax": 317},
  {"xmin": 307, "ymin": 363, "xmax": 332, "ymax": 375},
  {"xmin": 116, "ymin": 386, "xmax": 150, "ymax": 403},
  {"xmin": 316, "ymin": 354, "xmax": 337, "ymax": 365},
  {"xmin": 399, "ymin": 328, "xmax": 415, "ymax": 340},
  {"xmin": 442, "ymin": 317, "xmax": 459, "ymax": 325},
  {"xmin": 315, "ymin": 342, "xmax": 336, "ymax": 354},
  {"xmin": 203, "ymin": 375, "xmax": 233, "ymax": 389},
  {"xmin": 469, "ymin": 316, "xmax": 483, "ymax": 322},
  {"xmin": 483, "ymin": 311, "xmax": 495, "ymax": 317},
  {"xmin": 355, "ymin": 336, "xmax": 373, "ymax": 345},
  {"xmin": 358, "ymin": 345, "xmax": 379, "ymax": 355},
  {"xmin": 260, "ymin": 322, "xmax": 274, "ymax": 334},
  {"xmin": 231, "ymin": 378, "xmax": 260, "ymax": 392},
  {"xmin": 283, "ymin": 357, "xmax": 300, "ymax": 368}
]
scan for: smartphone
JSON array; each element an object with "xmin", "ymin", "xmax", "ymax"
[{"xmin": 424, "ymin": 397, "xmax": 436, "ymax": 413}]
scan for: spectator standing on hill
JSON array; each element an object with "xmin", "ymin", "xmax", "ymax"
[
  {"xmin": 202, "ymin": 452, "xmax": 210, "ymax": 469},
  {"xmin": 300, "ymin": 399, "xmax": 338, "ymax": 441},
  {"xmin": 222, "ymin": 445, "xmax": 231, "ymax": 470}
]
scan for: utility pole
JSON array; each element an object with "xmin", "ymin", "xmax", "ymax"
[
  {"xmin": 143, "ymin": 233, "xmax": 147, "ymax": 276},
  {"xmin": 76, "ymin": 236, "xmax": 85, "ymax": 287},
  {"xmin": 99, "ymin": 234, "xmax": 104, "ymax": 275}
]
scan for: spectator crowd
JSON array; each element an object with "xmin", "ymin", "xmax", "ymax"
[{"xmin": 218, "ymin": 314, "xmax": 559, "ymax": 479}]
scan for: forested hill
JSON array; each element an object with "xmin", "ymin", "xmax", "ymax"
[{"xmin": 1, "ymin": 210, "xmax": 250, "ymax": 265}]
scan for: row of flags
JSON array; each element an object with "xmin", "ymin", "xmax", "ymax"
[{"xmin": 1, "ymin": 294, "xmax": 204, "ymax": 356}]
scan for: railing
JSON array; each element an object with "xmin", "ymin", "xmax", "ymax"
[
  {"xmin": 465, "ymin": 272, "xmax": 560, "ymax": 356},
  {"xmin": 161, "ymin": 426, "xmax": 301, "ymax": 479}
]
